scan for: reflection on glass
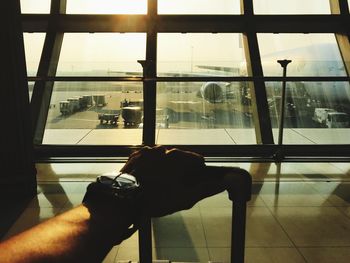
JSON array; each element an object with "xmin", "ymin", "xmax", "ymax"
[
  {"xmin": 23, "ymin": 33, "xmax": 46, "ymax": 76},
  {"xmin": 44, "ymin": 82, "xmax": 143, "ymax": 145},
  {"xmin": 157, "ymin": 33, "xmax": 246, "ymax": 77},
  {"xmin": 20, "ymin": 0, "xmax": 50, "ymax": 13},
  {"xmin": 158, "ymin": 0, "xmax": 240, "ymax": 14},
  {"xmin": 57, "ymin": 33, "xmax": 146, "ymax": 76},
  {"xmin": 66, "ymin": 0, "xmax": 147, "ymax": 14},
  {"xmin": 253, "ymin": 0, "xmax": 330, "ymax": 14},
  {"xmin": 266, "ymin": 82, "xmax": 350, "ymax": 143},
  {"xmin": 155, "ymin": 82, "xmax": 256, "ymax": 145},
  {"xmin": 28, "ymin": 82, "xmax": 34, "ymax": 102},
  {"xmin": 258, "ymin": 34, "xmax": 346, "ymax": 76}
]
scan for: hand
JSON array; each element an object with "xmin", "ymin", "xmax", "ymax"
[{"xmin": 120, "ymin": 146, "xmax": 227, "ymax": 217}]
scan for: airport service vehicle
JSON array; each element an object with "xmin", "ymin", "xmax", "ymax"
[
  {"xmin": 122, "ymin": 106, "xmax": 143, "ymax": 126},
  {"xmin": 67, "ymin": 98, "xmax": 80, "ymax": 112},
  {"xmin": 59, "ymin": 101, "xmax": 75, "ymax": 115},
  {"xmin": 313, "ymin": 108, "xmax": 349, "ymax": 128},
  {"xmin": 325, "ymin": 112, "xmax": 349, "ymax": 128},
  {"xmin": 93, "ymin": 94, "xmax": 107, "ymax": 107},
  {"xmin": 98, "ymin": 113, "xmax": 119, "ymax": 125},
  {"xmin": 82, "ymin": 95, "xmax": 93, "ymax": 108}
]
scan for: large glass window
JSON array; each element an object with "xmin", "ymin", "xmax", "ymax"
[
  {"xmin": 57, "ymin": 33, "xmax": 146, "ymax": 76},
  {"xmin": 158, "ymin": 0, "xmax": 240, "ymax": 14},
  {"xmin": 21, "ymin": 0, "xmax": 350, "ymax": 153},
  {"xmin": 157, "ymin": 33, "xmax": 246, "ymax": 77},
  {"xmin": 259, "ymin": 34, "xmax": 350, "ymax": 144},
  {"xmin": 43, "ymin": 82, "xmax": 143, "ymax": 145},
  {"xmin": 156, "ymin": 33, "xmax": 254, "ymax": 144},
  {"xmin": 156, "ymin": 81, "xmax": 255, "ymax": 144},
  {"xmin": 266, "ymin": 81, "xmax": 350, "ymax": 144},
  {"xmin": 66, "ymin": 0, "xmax": 147, "ymax": 14},
  {"xmin": 23, "ymin": 33, "xmax": 46, "ymax": 76},
  {"xmin": 20, "ymin": 0, "xmax": 50, "ymax": 14},
  {"xmin": 258, "ymin": 34, "xmax": 346, "ymax": 76},
  {"xmin": 253, "ymin": 0, "xmax": 331, "ymax": 14}
]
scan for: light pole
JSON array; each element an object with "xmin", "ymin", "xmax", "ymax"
[{"xmin": 277, "ymin": 59, "xmax": 292, "ymax": 146}]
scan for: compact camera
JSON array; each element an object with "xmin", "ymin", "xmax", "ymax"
[{"xmin": 83, "ymin": 172, "xmax": 141, "ymax": 206}]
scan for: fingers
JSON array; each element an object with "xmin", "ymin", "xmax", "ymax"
[
  {"xmin": 166, "ymin": 148, "xmax": 205, "ymax": 170},
  {"xmin": 120, "ymin": 146, "xmax": 166, "ymax": 174}
]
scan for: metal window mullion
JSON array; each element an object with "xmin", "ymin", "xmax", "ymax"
[
  {"xmin": 142, "ymin": 1, "xmax": 158, "ymax": 146},
  {"xmin": 240, "ymin": 0, "xmax": 274, "ymax": 144},
  {"xmin": 22, "ymin": 15, "xmax": 350, "ymax": 34},
  {"xmin": 330, "ymin": 0, "xmax": 350, "ymax": 77},
  {"xmin": 31, "ymin": 0, "xmax": 66, "ymax": 144}
]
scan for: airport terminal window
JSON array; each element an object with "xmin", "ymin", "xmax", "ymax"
[
  {"xmin": 20, "ymin": 0, "xmax": 50, "ymax": 14},
  {"xmin": 266, "ymin": 81, "xmax": 350, "ymax": 136},
  {"xmin": 23, "ymin": 33, "xmax": 46, "ymax": 77},
  {"xmin": 66, "ymin": 0, "xmax": 147, "ymax": 14},
  {"xmin": 158, "ymin": 0, "xmax": 240, "ymax": 14},
  {"xmin": 259, "ymin": 34, "xmax": 349, "ymax": 145},
  {"xmin": 43, "ymin": 82, "xmax": 143, "ymax": 145},
  {"xmin": 20, "ymin": 0, "xmax": 350, "ymax": 154},
  {"xmin": 253, "ymin": 0, "xmax": 331, "ymax": 14},
  {"xmin": 156, "ymin": 81, "xmax": 256, "ymax": 144},
  {"xmin": 157, "ymin": 33, "xmax": 246, "ymax": 77},
  {"xmin": 57, "ymin": 33, "xmax": 146, "ymax": 76},
  {"xmin": 257, "ymin": 34, "xmax": 346, "ymax": 76},
  {"xmin": 266, "ymin": 81, "xmax": 350, "ymax": 144}
]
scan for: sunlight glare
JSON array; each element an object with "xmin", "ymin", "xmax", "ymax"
[{"xmin": 67, "ymin": 0, "xmax": 147, "ymax": 14}]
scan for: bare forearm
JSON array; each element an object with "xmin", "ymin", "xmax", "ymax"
[{"xmin": 0, "ymin": 205, "xmax": 114, "ymax": 263}]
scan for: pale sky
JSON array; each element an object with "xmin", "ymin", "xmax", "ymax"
[
  {"xmin": 22, "ymin": 1, "xmax": 342, "ymax": 75},
  {"xmin": 20, "ymin": 0, "xmax": 333, "ymax": 14}
]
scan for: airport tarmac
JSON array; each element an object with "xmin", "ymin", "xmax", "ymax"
[
  {"xmin": 38, "ymin": 87, "xmax": 350, "ymax": 145},
  {"xmin": 45, "ymin": 89, "xmax": 253, "ymax": 129}
]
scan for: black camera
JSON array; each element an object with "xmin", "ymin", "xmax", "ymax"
[{"xmin": 83, "ymin": 172, "xmax": 142, "ymax": 207}]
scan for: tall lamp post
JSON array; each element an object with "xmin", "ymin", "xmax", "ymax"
[{"xmin": 277, "ymin": 59, "xmax": 292, "ymax": 145}]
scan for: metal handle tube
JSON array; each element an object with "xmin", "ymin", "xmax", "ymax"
[{"xmin": 277, "ymin": 59, "xmax": 292, "ymax": 145}]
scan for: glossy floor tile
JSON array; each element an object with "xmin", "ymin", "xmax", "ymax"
[{"xmin": 2, "ymin": 163, "xmax": 350, "ymax": 262}]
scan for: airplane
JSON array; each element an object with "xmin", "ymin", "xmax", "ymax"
[{"xmin": 106, "ymin": 42, "xmax": 350, "ymax": 128}]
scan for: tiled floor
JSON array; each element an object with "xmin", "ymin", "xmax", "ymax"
[{"xmin": 2, "ymin": 162, "xmax": 350, "ymax": 262}]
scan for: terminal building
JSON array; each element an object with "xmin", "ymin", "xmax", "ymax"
[{"xmin": 1, "ymin": 0, "xmax": 350, "ymax": 262}]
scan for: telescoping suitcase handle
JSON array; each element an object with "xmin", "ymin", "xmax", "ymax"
[{"xmin": 138, "ymin": 166, "xmax": 252, "ymax": 263}]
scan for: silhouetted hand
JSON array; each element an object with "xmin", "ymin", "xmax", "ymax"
[{"xmin": 120, "ymin": 146, "xmax": 226, "ymax": 217}]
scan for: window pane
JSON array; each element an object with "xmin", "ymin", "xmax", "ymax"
[
  {"xmin": 266, "ymin": 82, "xmax": 350, "ymax": 144},
  {"xmin": 156, "ymin": 82, "xmax": 256, "ymax": 144},
  {"xmin": 253, "ymin": 0, "xmax": 331, "ymax": 14},
  {"xmin": 66, "ymin": 0, "xmax": 147, "ymax": 14},
  {"xmin": 23, "ymin": 33, "xmax": 46, "ymax": 76},
  {"xmin": 158, "ymin": 0, "xmax": 240, "ymax": 14},
  {"xmin": 57, "ymin": 33, "xmax": 146, "ymax": 76},
  {"xmin": 158, "ymin": 33, "xmax": 246, "ymax": 77},
  {"xmin": 43, "ymin": 82, "xmax": 143, "ymax": 145},
  {"xmin": 258, "ymin": 34, "xmax": 346, "ymax": 76},
  {"xmin": 20, "ymin": 0, "xmax": 50, "ymax": 13}
]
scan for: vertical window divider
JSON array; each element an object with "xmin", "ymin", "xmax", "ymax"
[
  {"xmin": 142, "ymin": 0, "xmax": 158, "ymax": 146},
  {"xmin": 31, "ymin": 0, "xmax": 66, "ymax": 145}
]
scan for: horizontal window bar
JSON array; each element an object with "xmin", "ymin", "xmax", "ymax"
[
  {"xmin": 27, "ymin": 76, "xmax": 350, "ymax": 82},
  {"xmin": 34, "ymin": 144, "xmax": 350, "ymax": 159},
  {"xmin": 22, "ymin": 14, "xmax": 350, "ymax": 33}
]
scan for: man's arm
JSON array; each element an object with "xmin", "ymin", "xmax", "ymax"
[
  {"xmin": 0, "ymin": 146, "xmax": 227, "ymax": 262},
  {"xmin": 0, "ymin": 204, "xmax": 133, "ymax": 263}
]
